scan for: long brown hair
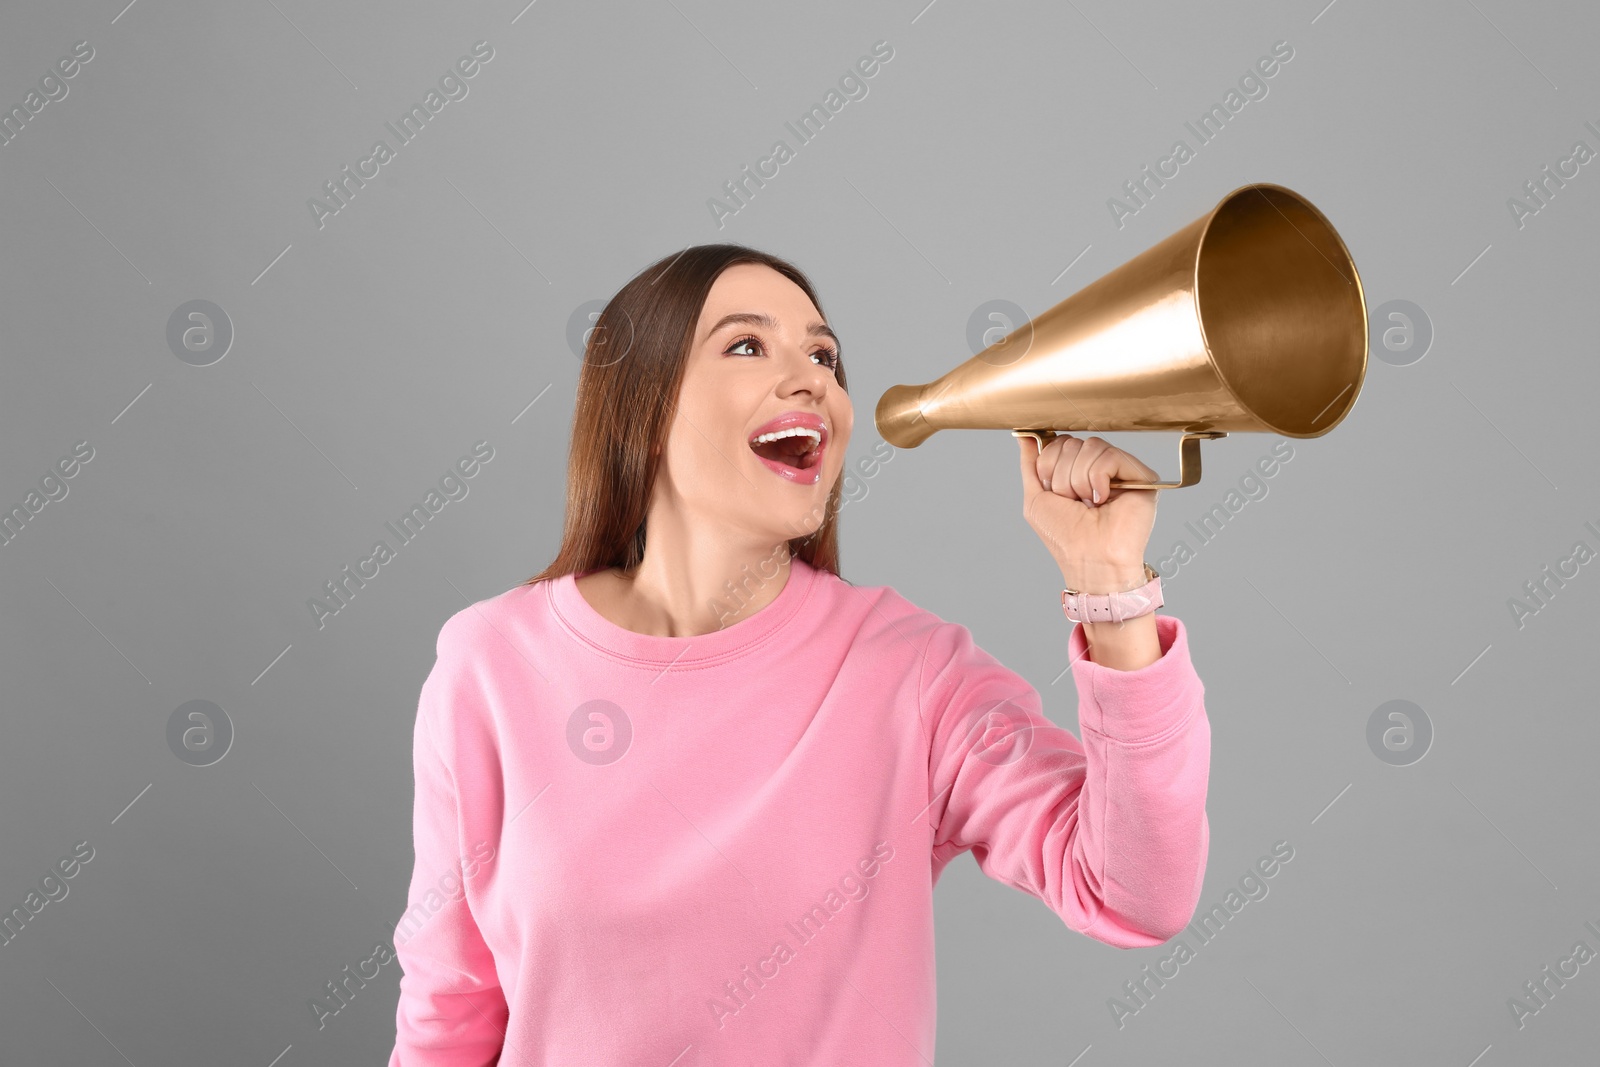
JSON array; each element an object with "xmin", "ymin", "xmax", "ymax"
[{"xmin": 524, "ymin": 244, "xmax": 848, "ymax": 587}]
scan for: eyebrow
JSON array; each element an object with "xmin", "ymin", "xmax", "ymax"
[{"xmin": 703, "ymin": 312, "xmax": 840, "ymax": 353}]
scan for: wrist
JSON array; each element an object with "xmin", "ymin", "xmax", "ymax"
[
  {"xmin": 1079, "ymin": 611, "xmax": 1161, "ymax": 669},
  {"xmin": 1059, "ymin": 558, "xmax": 1149, "ymax": 593}
]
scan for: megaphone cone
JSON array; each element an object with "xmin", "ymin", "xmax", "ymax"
[{"xmin": 874, "ymin": 183, "xmax": 1368, "ymax": 489}]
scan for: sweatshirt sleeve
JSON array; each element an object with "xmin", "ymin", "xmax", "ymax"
[
  {"xmin": 388, "ymin": 629, "xmax": 508, "ymax": 1066},
  {"xmin": 920, "ymin": 612, "xmax": 1210, "ymax": 948}
]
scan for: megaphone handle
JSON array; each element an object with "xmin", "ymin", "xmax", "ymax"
[{"xmin": 1010, "ymin": 430, "xmax": 1228, "ymax": 490}]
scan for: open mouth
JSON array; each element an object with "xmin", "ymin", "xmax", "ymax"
[{"xmin": 749, "ymin": 426, "xmax": 824, "ymax": 481}]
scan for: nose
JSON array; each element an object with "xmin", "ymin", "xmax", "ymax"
[{"xmin": 777, "ymin": 345, "xmax": 834, "ymax": 397}]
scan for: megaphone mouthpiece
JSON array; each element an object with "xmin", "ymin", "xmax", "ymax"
[{"xmin": 875, "ymin": 384, "xmax": 935, "ymax": 449}]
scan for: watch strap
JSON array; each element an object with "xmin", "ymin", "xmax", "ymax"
[{"xmin": 1062, "ymin": 562, "xmax": 1162, "ymax": 623}]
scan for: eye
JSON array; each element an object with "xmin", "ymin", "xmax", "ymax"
[{"xmin": 725, "ymin": 334, "xmax": 841, "ymax": 373}]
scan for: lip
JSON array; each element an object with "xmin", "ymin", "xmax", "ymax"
[{"xmin": 748, "ymin": 410, "xmax": 827, "ymax": 486}]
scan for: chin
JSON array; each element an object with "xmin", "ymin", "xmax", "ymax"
[{"xmin": 774, "ymin": 494, "xmax": 830, "ymax": 543}]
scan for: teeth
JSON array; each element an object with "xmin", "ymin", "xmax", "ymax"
[{"xmin": 750, "ymin": 427, "xmax": 822, "ymax": 446}]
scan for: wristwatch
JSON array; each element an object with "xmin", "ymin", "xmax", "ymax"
[{"xmin": 1062, "ymin": 562, "xmax": 1162, "ymax": 623}]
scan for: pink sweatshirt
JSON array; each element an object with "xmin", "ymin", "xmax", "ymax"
[{"xmin": 388, "ymin": 557, "xmax": 1210, "ymax": 1065}]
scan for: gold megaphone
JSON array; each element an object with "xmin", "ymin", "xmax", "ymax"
[{"xmin": 874, "ymin": 182, "xmax": 1368, "ymax": 489}]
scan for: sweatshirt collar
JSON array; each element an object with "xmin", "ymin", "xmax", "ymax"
[{"xmin": 548, "ymin": 557, "xmax": 818, "ymax": 668}]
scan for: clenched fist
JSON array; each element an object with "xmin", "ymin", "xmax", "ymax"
[{"xmin": 1017, "ymin": 433, "xmax": 1160, "ymax": 593}]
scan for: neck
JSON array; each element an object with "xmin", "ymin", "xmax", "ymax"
[{"xmin": 604, "ymin": 496, "xmax": 808, "ymax": 636}]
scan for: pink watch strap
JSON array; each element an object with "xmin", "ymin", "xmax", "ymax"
[{"xmin": 1062, "ymin": 564, "xmax": 1163, "ymax": 623}]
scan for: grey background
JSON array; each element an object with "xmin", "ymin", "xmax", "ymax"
[{"xmin": 2, "ymin": 0, "xmax": 1596, "ymax": 1063}]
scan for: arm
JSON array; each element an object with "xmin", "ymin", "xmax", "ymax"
[
  {"xmin": 389, "ymin": 643, "xmax": 508, "ymax": 1066},
  {"xmin": 1066, "ymin": 558, "xmax": 1163, "ymax": 672},
  {"xmin": 921, "ymin": 613, "xmax": 1210, "ymax": 947}
]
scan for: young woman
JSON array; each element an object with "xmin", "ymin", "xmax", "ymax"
[{"xmin": 388, "ymin": 245, "xmax": 1210, "ymax": 1065}]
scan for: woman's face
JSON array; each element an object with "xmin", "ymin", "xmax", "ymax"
[{"xmin": 657, "ymin": 262, "xmax": 854, "ymax": 546}]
